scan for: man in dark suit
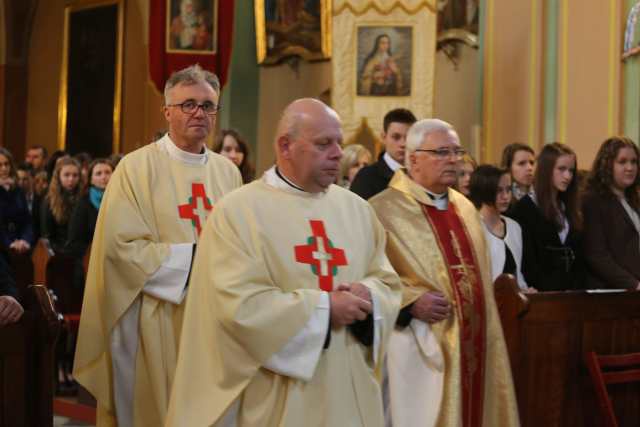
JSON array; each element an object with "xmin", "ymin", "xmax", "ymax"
[
  {"xmin": 0, "ymin": 254, "xmax": 23, "ymax": 326},
  {"xmin": 350, "ymin": 108, "xmax": 416, "ymax": 200},
  {"xmin": 16, "ymin": 163, "xmax": 41, "ymax": 242}
]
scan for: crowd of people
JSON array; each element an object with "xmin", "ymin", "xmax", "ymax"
[
  {"xmin": 342, "ymin": 109, "xmax": 640, "ymax": 295},
  {"xmin": 0, "ymin": 64, "xmax": 639, "ymax": 427}
]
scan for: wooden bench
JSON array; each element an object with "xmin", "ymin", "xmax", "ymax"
[
  {"xmin": 495, "ymin": 275, "xmax": 640, "ymax": 426},
  {"xmin": 0, "ymin": 285, "xmax": 60, "ymax": 427}
]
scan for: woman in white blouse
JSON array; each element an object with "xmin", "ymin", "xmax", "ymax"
[{"xmin": 469, "ymin": 164, "xmax": 535, "ymax": 292}]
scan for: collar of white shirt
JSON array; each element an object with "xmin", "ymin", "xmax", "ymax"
[{"xmin": 383, "ymin": 152, "xmax": 403, "ymax": 172}]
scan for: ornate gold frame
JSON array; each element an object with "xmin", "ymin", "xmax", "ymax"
[
  {"xmin": 165, "ymin": 0, "xmax": 218, "ymax": 54},
  {"xmin": 254, "ymin": 0, "xmax": 332, "ymax": 65},
  {"xmin": 57, "ymin": 0, "xmax": 124, "ymax": 153}
]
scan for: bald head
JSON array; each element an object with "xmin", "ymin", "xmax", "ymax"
[{"xmin": 275, "ymin": 98, "xmax": 343, "ymax": 193}]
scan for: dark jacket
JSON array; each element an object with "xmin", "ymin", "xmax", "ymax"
[
  {"xmin": 582, "ymin": 191, "xmax": 640, "ymax": 289},
  {"xmin": 510, "ymin": 195, "xmax": 586, "ymax": 291},
  {"xmin": 0, "ymin": 186, "xmax": 34, "ymax": 249},
  {"xmin": 0, "ymin": 253, "xmax": 17, "ymax": 299},
  {"xmin": 66, "ymin": 194, "xmax": 98, "ymax": 257},
  {"xmin": 41, "ymin": 196, "xmax": 70, "ymax": 254},
  {"xmin": 28, "ymin": 192, "xmax": 42, "ymax": 243},
  {"xmin": 349, "ymin": 154, "xmax": 394, "ymax": 200}
]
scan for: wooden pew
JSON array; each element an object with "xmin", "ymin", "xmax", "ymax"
[
  {"xmin": 32, "ymin": 239, "xmax": 54, "ymax": 286},
  {"xmin": 495, "ymin": 276, "xmax": 640, "ymax": 427},
  {"xmin": 5, "ymin": 250, "xmax": 34, "ymax": 299},
  {"xmin": 0, "ymin": 285, "xmax": 60, "ymax": 427}
]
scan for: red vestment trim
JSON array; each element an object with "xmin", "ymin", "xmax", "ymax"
[{"xmin": 422, "ymin": 203, "xmax": 487, "ymax": 427}]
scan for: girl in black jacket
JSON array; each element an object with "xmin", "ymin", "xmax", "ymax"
[{"xmin": 510, "ymin": 142, "xmax": 586, "ymax": 291}]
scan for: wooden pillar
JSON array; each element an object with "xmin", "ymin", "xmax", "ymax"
[{"xmin": 1, "ymin": 0, "xmax": 37, "ymax": 160}]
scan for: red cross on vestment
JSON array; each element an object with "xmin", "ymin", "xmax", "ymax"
[
  {"xmin": 294, "ymin": 220, "xmax": 348, "ymax": 291},
  {"xmin": 178, "ymin": 183, "xmax": 213, "ymax": 235}
]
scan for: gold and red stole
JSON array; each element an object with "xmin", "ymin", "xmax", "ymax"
[{"xmin": 423, "ymin": 203, "xmax": 487, "ymax": 427}]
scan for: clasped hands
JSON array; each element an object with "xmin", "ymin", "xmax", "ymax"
[
  {"xmin": 410, "ymin": 291, "xmax": 452, "ymax": 324},
  {"xmin": 329, "ymin": 282, "xmax": 372, "ymax": 328},
  {"xmin": 0, "ymin": 295, "xmax": 24, "ymax": 326},
  {"xmin": 9, "ymin": 239, "xmax": 30, "ymax": 254}
]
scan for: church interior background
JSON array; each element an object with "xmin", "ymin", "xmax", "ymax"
[{"xmin": 1, "ymin": 0, "xmax": 639, "ymax": 180}]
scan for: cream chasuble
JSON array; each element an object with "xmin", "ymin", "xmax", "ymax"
[
  {"xmin": 166, "ymin": 167, "xmax": 401, "ymax": 427},
  {"xmin": 74, "ymin": 134, "xmax": 242, "ymax": 427},
  {"xmin": 369, "ymin": 170, "xmax": 519, "ymax": 427}
]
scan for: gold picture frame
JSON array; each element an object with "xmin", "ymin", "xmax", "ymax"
[
  {"xmin": 58, "ymin": 0, "xmax": 124, "ymax": 154},
  {"xmin": 166, "ymin": 0, "xmax": 218, "ymax": 54},
  {"xmin": 254, "ymin": 0, "xmax": 332, "ymax": 65}
]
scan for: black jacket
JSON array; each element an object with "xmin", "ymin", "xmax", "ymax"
[
  {"xmin": 40, "ymin": 197, "xmax": 70, "ymax": 254},
  {"xmin": 349, "ymin": 155, "xmax": 394, "ymax": 200},
  {"xmin": 510, "ymin": 195, "xmax": 586, "ymax": 291},
  {"xmin": 66, "ymin": 195, "xmax": 98, "ymax": 257}
]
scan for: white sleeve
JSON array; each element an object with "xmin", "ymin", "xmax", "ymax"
[
  {"xmin": 263, "ymin": 292, "xmax": 330, "ymax": 381},
  {"xmin": 357, "ymin": 278, "xmax": 384, "ymax": 364},
  {"xmin": 371, "ymin": 290, "xmax": 383, "ymax": 365},
  {"xmin": 143, "ymin": 243, "xmax": 194, "ymax": 304}
]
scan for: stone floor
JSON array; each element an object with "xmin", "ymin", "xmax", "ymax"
[{"xmin": 53, "ymin": 415, "xmax": 94, "ymax": 427}]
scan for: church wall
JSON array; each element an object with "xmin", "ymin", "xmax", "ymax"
[
  {"xmin": 433, "ymin": 45, "xmax": 480, "ymax": 159},
  {"xmin": 26, "ymin": 0, "xmax": 64, "ymax": 157},
  {"xmin": 0, "ymin": 0, "xmax": 5, "ymax": 144},
  {"xmin": 19, "ymin": 1, "xmax": 636, "ymax": 171},
  {"xmin": 482, "ymin": 0, "xmax": 625, "ymax": 169},
  {"xmin": 256, "ymin": 61, "xmax": 332, "ymax": 174},
  {"xmin": 559, "ymin": 0, "xmax": 621, "ymax": 169},
  {"xmin": 26, "ymin": 0, "xmax": 165, "ymax": 157},
  {"xmin": 482, "ymin": 0, "xmax": 541, "ymax": 164}
]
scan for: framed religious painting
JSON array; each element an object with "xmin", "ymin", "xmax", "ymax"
[
  {"xmin": 356, "ymin": 26, "xmax": 412, "ymax": 97},
  {"xmin": 166, "ymin": 0, "xmax": 218, "ymax": 54},
  {"xmin": 254, "ymin": 0, "xmax": 332, "ymax": 65},
  {"xmin": 58, "ymin": 0, "xmax": 124, "ymax": 156}
]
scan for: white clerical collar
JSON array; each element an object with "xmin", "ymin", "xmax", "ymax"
[
  {"xmin": 263, "ymin": 166, "xmax": 326, "ymax": 198},
  {"xmin": 383, "ymin": 152, "xmax": 403, "ymax": 172},
  {"xmin": 425, "ymin": 189, "xmax": 449, "ymax": 211},
  {"xmin": 157, "ymin": 133, "xmax": 208, "ymax": 165}
]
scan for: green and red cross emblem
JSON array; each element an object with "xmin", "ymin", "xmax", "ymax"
[
  {"xmin": 178, "ymin": 183, "xmax": 213, "ymax": 235},
  {"xmin": 294, "ymin": 220, "xmax": 348, "ymax": 291}
]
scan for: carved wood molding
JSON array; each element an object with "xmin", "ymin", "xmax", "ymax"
[{"xmin": 3, "ymin": 0, "xmax": 38, "ymax": 65}]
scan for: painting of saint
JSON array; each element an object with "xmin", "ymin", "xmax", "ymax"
[
  {"xmin": 256, "ymin": 0, "xmax": 330, "ymax": 64},
  {"xmin": 357, "ymin": 26, "xmax": 412, "ymax": 97},
  {"xmin": 167, "ymin": 0, "xmax": 217, "ymax": 54}
]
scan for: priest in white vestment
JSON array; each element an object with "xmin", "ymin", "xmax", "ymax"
[
  {"xmin": 73, "ymin": 65, "xmax": 242, "ymax": 427},
  {"xmin": 166, "ymin": 98, "xmax": 402, "ymax": 427}
]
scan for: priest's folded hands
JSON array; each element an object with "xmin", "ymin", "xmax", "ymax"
[
  {"xmin": 329, "ymin": 282, "xmax": 373, "ymax": 327},
  {"xmin": 410, "ymin": 291, "xmax": 451, "ymax": 324}
]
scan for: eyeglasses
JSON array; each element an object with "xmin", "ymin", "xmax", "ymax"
[
  {"xmin": 166, "ymin": 100, "xmax": 221, "ymax": 116},
  {"xmin": 415, "ymin": 148, "xmax": 466, "ymax": 159}
]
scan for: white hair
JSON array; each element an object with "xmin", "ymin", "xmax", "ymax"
[{"xmin": 404, "ymin": 118, "xmax": 458, "ymax": 171}]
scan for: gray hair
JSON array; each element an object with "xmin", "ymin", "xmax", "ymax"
[
  {"xmin": 405, "ymin": 118, "xmax": 458, "ymax": 171},
  {"xmin": 338, "ymin": 144, "xmax": 372, "ymax": 186},
  {"xmin": 164, "ymin": 64, "xmax": 220, "ymax": 104}
]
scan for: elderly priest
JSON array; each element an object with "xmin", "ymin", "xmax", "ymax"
[{"xmin": 370, "ymin": 119, "xmax": 520, "ymax": 427}]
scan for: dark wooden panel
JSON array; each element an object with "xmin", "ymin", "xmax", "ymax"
[
  {"xmin": 495, "ymin": 278, "xmax": 640, "ymax": 427},
  {"xmin": 0, "ymin": 286, "xmax": 60, "ymax": 426}
]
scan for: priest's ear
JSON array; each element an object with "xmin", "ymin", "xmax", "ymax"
[
  {"xmin": 162, "ymin": 104, "xmax": 171, "ymax": 122},
  {"xmin": 276, "ymin": 134, "xmax": 294, "ymax": 160}
]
